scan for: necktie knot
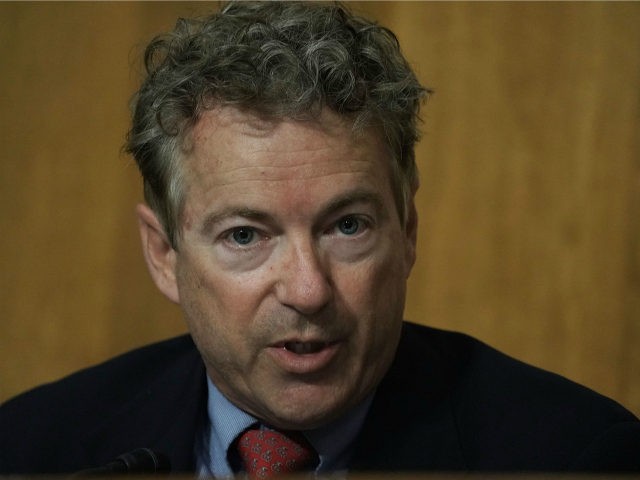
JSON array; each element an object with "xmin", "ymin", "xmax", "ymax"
[{"xmin": 235, "ymin": 428, "xmax": 318, "ymax": 478}]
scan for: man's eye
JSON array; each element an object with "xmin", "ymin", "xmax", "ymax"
[
  {"xmin": 230, "ymin": 227, "xmax": 255, "ymax": 245},
  {"xmin": 337, "ymin": 216, "xmax": 361, "ymax": 235}
]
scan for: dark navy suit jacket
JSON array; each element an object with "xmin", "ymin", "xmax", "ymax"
[{"xmin": 1, "ymin": 322, "xmax": 639, "ymax": 473}]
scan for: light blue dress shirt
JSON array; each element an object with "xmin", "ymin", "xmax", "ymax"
[{"xmin": 196, "ymin": 377, "xmax": 373, "ymax": 478}]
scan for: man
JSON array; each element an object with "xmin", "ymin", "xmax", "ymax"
[{"xmin": 1, "ymin": 1, "xmax": 639, "ymax": 475}]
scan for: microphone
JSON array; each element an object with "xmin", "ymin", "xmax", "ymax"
[{"xmin": 73, "ymin": 448, "xmax": 171, "ymax": 475}]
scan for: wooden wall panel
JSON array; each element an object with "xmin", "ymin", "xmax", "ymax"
[
  {"xmin": 1, "ymin": 2, "xmax": 639, "ymax": 417},
  {"xmin": 385, "ymin": 2, "xmax": 640, "ymax": 416}
]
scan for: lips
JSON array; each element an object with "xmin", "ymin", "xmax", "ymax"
[
  {"xmin": 268, "ymin": 339, "xmax": 341, "ymax": 374},
  {"xmin": 282, "ymin": 341, "xmax": 331, "ymax": 354}
]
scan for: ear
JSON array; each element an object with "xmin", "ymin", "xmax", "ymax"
[
  {"xmin": 136, "ymin": 203, "xmax": 180, "ymax": 304},
  {"xmin": 403, "ymin": 199, "xmax": 418, "ymax": 278}
]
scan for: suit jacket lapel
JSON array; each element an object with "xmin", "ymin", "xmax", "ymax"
[{"xmin": 350, "ymin": 323, "xmax": 467, "ymax": 471}]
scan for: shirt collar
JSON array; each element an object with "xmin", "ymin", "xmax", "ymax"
[{"xmin": 200, "ymin": 376, "xmax": 373, "ymax": 476}]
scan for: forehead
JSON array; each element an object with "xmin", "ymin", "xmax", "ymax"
[{"xmin": 184, "ymin": 106, "xmax": 390, "ymax": 185}]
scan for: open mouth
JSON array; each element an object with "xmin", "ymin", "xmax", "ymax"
[
  {"xmin": 269, "ymin": 339, "xmax": 341, "ymax": 373},
  {"xmin": 282, "ymin": 341, "xmax": 331, "ymax": 355}
]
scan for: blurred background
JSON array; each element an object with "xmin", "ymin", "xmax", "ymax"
[{"xmin": 1, "ymin": 2, "xmax": 639, "ymax": 417}]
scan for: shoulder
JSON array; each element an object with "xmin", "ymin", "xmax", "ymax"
[
  {"xmin": 396, "ymin": 322, "xmax": 636, "ymax": 421},
  {"xmin": 0, "ymin": 335, "xmax": 205, "ymax": 474},
  {"xmin": 1, "ymin": 334, "xmax": 199, "ymax": 414},
  {"xmin": 380, "ymin": 322, "xmax": 640, "ymax": 471}
]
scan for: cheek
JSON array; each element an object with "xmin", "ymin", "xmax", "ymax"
[
  {"xmin": 349, "ymin": 244, "xmax": 408, "ymax": 304},
  {"xmin": 334, "ymin": 248, "xmax": 408, "ymax": 346},
  {"xmin": 178, "ymin": 252, "xmax": 263, "ymax": 316},
  {"xmin": 175, "ymin": 260, "xmax": 250, "ymax": 346},
  {"xmin": 338, "ymin": 258, "xmax": 405, "ymax": 386},
  {"xmin": 176, "ymin": 268, "xmax": 260, "ymax": 381}
]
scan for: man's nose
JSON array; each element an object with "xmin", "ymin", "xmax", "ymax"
[{"xmin": 274, "ymin": 240, "xmax": 333, "ymax": 315}]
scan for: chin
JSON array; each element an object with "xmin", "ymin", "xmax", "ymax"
[{"xmin": 264, "ymin": 384, "xmax": 359, "ymax": 430}]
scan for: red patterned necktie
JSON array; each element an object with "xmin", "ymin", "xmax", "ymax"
[{"xmin": 235, "ymin": 429, "xmax": 318, "ymax": 478}]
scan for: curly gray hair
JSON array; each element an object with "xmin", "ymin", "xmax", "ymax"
[{"xmin": 126, "ymin": 1, "xmax": 429, "ymax": 248}]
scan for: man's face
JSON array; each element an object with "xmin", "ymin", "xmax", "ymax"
[{"xmin": 163, "ymin": 106, "xmax": 416, "ymax": 429}]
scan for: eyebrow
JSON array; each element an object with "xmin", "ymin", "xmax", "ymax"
[
  {"xmin": 316, "ymin": 189, "xmax": 386, "ymax": 221},
  {"xmin": 201, "ymin": 208, "xmax": 273, "ymax": 237},
  {"xmin": 199, "ymin": 188, "xmax": 386, "ymax": 237}
]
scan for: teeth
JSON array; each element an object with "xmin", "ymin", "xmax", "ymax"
[{"xmin": 284, "ymin": 342, "xmax": 326, "ymax": 354}]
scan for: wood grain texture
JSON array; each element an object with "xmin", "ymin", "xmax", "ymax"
[{"xmin": 1, "ymin": 2, "xmax": 638, "ymax": 417}]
